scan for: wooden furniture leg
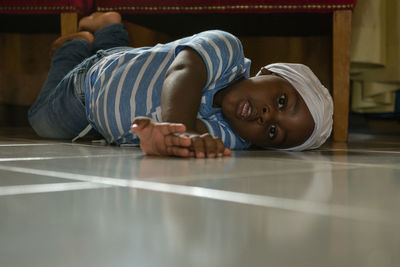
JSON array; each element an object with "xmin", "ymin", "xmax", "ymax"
[
  {"xmin": 332, "ymin": 10, "xmax": 352, "ymax": 142},
  {"xmin": 61, "ymin": 13, "xmax": 78, "ymax": 36}
]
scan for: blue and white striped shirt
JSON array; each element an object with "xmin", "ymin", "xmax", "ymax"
[{"xmin": 85, "ymin": 30, "xmax": 251, "ymax": 149}]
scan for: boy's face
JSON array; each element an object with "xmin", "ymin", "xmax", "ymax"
[{"xmin": 220, "ymin": 72, "xmax": 315, "ymax": 148}]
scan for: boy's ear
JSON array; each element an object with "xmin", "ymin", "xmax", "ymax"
[{"xmin": 259, "ymin": 67, "xmax": 272, "ymax": 75}]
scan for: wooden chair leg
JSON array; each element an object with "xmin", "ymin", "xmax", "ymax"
[
  {"xmin": 332, "ymin": 10, "xmax": 352, "ymax": 142},
  {"xmin": 60, "ymin": 12, "xmax": 78, "ymax": 36}
]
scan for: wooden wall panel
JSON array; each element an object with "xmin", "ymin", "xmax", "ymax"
[{"xmin": 0, "ymin": 33, "xmax": 56, "ymax": 106}]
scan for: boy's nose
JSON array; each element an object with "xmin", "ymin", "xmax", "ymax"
[{"xmin": 257, "ymin": 105, "xmax": 274, "ymax": 125}]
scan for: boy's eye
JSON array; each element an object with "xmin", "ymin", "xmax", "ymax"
[
  {"xmin": 268, "ymin": 124, "xmax": 277, "ymax": 139},
  {"xmin": 278, "ymin": 94, "xmax": 287, "ymax": 109}
]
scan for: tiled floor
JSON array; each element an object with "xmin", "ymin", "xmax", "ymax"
[{"xmin": 1, "ymin": 128, "xmax": 399, "ymax": 267}]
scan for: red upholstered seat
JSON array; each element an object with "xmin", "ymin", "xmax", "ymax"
[
  {"xmin": 96, "ymin": 0, "xmax": 356, "ymax": 14},
  {"xmin": 0, "ymin": 0, "xmax": 92, "ymax": 15},
  {"xmin": 0, "ymin": 0, "xmax": 95, "ymax": 35}
]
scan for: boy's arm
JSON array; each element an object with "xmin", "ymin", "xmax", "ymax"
[
  {"xmin": 161, "ymin": 47, "xmax": 207, "ymax": 133},
  {"xmin": 160, "ymin": 47, "xmax": 231, "ymax": 158}
]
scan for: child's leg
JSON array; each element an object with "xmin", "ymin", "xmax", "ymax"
[
  {"xmin": 28, "ymin": 35, "xmax": 94, "ymax": 139},
  {"xmin": 39, "ymin": 33, "xmax": 94, "ymax": 101},
  {"xmin": 28, "ymin": 12, "xmax": 130, "ymax": 139},
  {"xmin": 92, "ymin": 23, "xmax": 130, "ymax": 52},
  {"xmin": 49, "ymin": 31, "xmax": 94, "ymax": 58}
]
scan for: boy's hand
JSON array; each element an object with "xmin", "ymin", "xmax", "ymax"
[
  {"xmin": 131, "ymin": 117, "xmax": 192, "ymax": 157},
  {"xmin": 186, "ymin": 133, "xmax": 232, "ymax": 158},
  {"xmin": 131, "ymin": 117, "xmax": 231, "ymax": 158}
]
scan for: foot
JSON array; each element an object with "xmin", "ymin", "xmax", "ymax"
[
  {"xmin": 49, "ymin": 31, "xmax": 94, "ymax": 58},
  {"xmin": 78, "ymin": 12, "xmax": 122, "ymax": 33}
]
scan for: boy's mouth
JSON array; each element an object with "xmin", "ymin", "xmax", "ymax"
[{"xmin": 237, "ymin": 99, "xmax": 255, "ymax": 120}]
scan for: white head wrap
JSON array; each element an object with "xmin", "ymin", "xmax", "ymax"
[{"xmin": 257, "ymin": 63, "xmax": 333, "ymax": 151}]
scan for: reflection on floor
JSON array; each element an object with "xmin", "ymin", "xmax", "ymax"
[{"xmin": 1, "ymin": 127, "xmax": 399, "ymax": 267}]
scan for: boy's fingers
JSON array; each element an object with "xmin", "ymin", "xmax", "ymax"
[
  {"xmin": 191, "ymin": 134, "xmax": 230, "ymax": 158},
  {"xmin": 131, "ymin": 117, "xmax": 152, "ymax": 131},
  {"xmin": 223, "ymin": 147, "xmax": 232, "ymax": 156},
  {"xmin": 203, "ymin": 135, "xmax": 217, "ymax": 158},
  {"xmin": 175, "ymin": 135, "xmax": 191, "ymax": 147},
  {"xmin": 164, "ymin": 134, "xmax": 191, "ymax": 147},
  {"xmin": 166, "ymin": 146, "xmax": 191, "ymax": 157},
  {"xmin": 158, "ymin": 123, "xmax": 186, "ymax": 135},
  {"xmin": 191, "ymin": 135, "xmax": 231, "ymax": 158},
  {"xmin": 215, "ymin": 139, "xmax": 227, "ymax": 157},
  {"xmin": 169, "ymin": 123, "xmax": 186, "ymax": 134},
  {"xmin": 191, "ymin": 136, "xmax": 205, "ymax": 158}
]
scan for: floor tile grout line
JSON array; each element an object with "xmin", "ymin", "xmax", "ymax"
[
  {"xmin": 0, "ymin": 153, "xmax": 143, "ymax": 162},
  {"xmin": 0, "ymin": 164, "xmax": 392, "ymax": 224},
  {"xmin": 0, "ymin": 143, "xmax": 63, "ymax": 147},
  {"xmin": 0, "ymin": 182, "xmax": 110, "ymax": 197},
  {"xmin": 0, "ymin": 142, "xmax": 135, "ymax": 149}
]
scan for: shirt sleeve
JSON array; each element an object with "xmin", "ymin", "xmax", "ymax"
[
  {"xmin": 174, "ymin": 30, "xmax": 247, "ymax": 89},
  {"xmin": 199, "ymin": 117, "xmax": 251, "ymax": 150}
]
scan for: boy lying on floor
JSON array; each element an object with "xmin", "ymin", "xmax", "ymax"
[{"xmin": 28, "ymin": 12, "xmax": 333, "ymax": 158}]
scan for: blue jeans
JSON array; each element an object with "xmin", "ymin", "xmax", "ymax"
[{"xmin": 28, "ymin": 23, "xmax": 130, "ymax": 139}]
